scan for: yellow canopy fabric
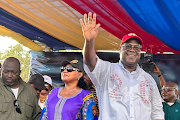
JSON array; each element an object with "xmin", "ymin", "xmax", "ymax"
[
  {"xmin": 0, "ymin": 0, "xmax": 120, "ymax": 51},
  {"xmin": 0, "ymin": 25, "xmax": 44, "ymax": 51}
]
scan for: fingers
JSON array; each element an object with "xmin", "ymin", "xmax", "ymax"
[
  {"xmin": 88, "ymin": 12, "xmax": 92, "ymax": 24},
  {"xmin": 84, "ymin": 13, "xmax": 88, "ymax": 25},
  {"xmin": 153, "ymin": 63, "xmax": 157, "ymax": 68},
  {"xmin": 79, "ymin": 19, "xmax": 85, "ymax": 28},
  {"xmin": 152, "ymin": 62, "xmax": 157, "ymax": 69},
  {"xmin": 82, "ymin": 12, "xmax": 96, "ymax": 26},
  {"xmin": 80, "ymin": 12, "xmax": 100, "ymax": 31},
  {"xmin": 92, "ymin": 13, "xmax": 96, "ymax": 26},
  {"xmin": 152, "ymin": 62, "xmax": 156, "ymax": 66},
  {"xmin": 152, "ymin": 62, "xmax": 161, "ymax": 74},
  {"xmin": 95, "ymin": 23, "xmax": 101, "ymax": 29},
  {"xmin": 154, "ymin": 63, "xmax": 159, "ymax": 71}
]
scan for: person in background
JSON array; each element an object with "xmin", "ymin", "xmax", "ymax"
[
  {"xmin": 28, "ymin": 74, "xmax": 48, "ymax": 97},
  {"xmin": 161, "ymin": 82, "xmax": 180, "ymax": 120},
  {"xmin": 38, "ymin": 75, "xmax": 53, "ymax": 109},
  {"xmin": 41, "ymin": 59, "xmax": 95, "ymax": 120},
  {"xmin": 153, "ymin": 62, "xmax": 166, "ymax": 88},
  {"xmin": 80, "ymin": 12, "xmax": 164, "ymax": 120},
  {"xmin": 0, "ymin": 57, "xmax": 41, "ymax": 120},
  {"xmin": 83, "ymin": 73, "xmax": 99, "ymax": 119},
  {"xmin": 153, "ymin": 62, "xmax": 180, "ymax": 114}
]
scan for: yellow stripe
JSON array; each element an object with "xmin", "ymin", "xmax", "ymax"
[
  {"xmin": 83, "ymin": 94, "xmax": 94, "ymax": 102},
  {"xmin": 0, "ymin": 25, "xmax": 44, "ymax": 51},
  {"xmin": 0, "ymin": 0, "xmax": 121, "ymax": 51}
]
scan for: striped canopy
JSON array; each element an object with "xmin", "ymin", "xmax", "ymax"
[{"xmin": 0, "ymin": 0, "xmax": 179, "ymax": 54}]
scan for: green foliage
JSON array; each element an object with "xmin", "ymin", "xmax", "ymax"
[{"xmin": 0, "ymin": 44, "xmax": 30, "ymax": 82}]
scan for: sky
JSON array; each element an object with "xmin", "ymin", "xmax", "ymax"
[{"xmin": 0, "ymin": 35, "xmax": 30, "ymax": 52}]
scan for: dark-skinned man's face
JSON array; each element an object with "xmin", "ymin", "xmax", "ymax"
[
  {"xmin": 1, "ymin": 59, "xmax": 21, "ymax": 88},
  {"xmin": 120, "ymin": 39, "xmax": 141, "ymax": 67},
  {"xmin": 161, "ymin": 83, "xmax": 177, "ymax": 102}
]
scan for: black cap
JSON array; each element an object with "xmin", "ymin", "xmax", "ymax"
[
  {"xmin": 61, "ymin": 59, "xmax": 85, "ymax": 74},
  {"xmin": 28, "ymin": 74, "xmax": 47, "ymax": 91}
]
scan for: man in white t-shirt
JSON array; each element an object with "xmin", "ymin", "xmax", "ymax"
[{"xmin": 80, "ymin": 12, "xmax": 164, "ymax": 120}]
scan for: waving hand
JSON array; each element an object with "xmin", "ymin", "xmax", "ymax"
[{"xmin": 80, "ymin": 12, "xmax": 100, "ymax": 42}]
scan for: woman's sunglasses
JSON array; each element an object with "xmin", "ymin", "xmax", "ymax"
[{"xmin": 60, "ymin": 66, "xmax": 80, "ymax": 72}]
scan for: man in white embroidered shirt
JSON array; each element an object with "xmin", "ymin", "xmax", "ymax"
[{"xmin": 80, "ymin": 12, "xmax": 164, "ymax": 120}]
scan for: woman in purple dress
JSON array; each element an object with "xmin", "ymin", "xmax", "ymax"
[{"xmin": 41, "ymin": 60, "xmax": 96, "ymax": 120}]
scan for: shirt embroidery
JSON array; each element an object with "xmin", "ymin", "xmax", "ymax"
[
  {"xmin": 140, "ymin": 80, "xmax": 152, "ymax": 104},
  {"xmin": 109, "ymin": 74, "xmax": 123, "ymax": 99}
]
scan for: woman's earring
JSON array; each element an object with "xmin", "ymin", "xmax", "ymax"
[{"xmin": 77, "ymin": 78, "xmax": 80, "ymax": 80}]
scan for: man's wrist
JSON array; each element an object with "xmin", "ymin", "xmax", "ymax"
[{"xmin": 158, "ymin": 73, "xmax": 162, "ymax": 77}]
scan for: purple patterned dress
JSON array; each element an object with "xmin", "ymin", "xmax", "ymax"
[{"xmin": 41, "ymin": 87, "xmax": 96, "ymax": 120}]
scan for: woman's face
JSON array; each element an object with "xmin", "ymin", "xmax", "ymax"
[{"xmin": 61, "ymin": 64, "xmax": 82, "ymax": 83}]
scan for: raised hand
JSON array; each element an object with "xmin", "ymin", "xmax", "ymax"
[
  {"xmin": 80, "ymin": 12, "xmax": 101, "ymax": 42},
  {"xmin": 153, "ymin": 62, "xmax": 161, "ymax": 75}
]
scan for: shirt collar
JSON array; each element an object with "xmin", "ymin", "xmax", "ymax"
[
  {"xmin": 165, "ymin": 99, "xmax": 179, "ymax": 105},
  {"xmin": 119, "ymin": 61, "xmax": 140, "ymax": 74},
  {"xmin": 174, "ymin": 99, "xmax": 179, "ymax": 104}
]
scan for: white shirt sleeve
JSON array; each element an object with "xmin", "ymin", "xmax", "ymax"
[
  {"xmin": 83, "ymin": 56, "xmax": 111, "ymax": 88},
  {"xmin": 150, "ymin": 76, "xmax": 165, "ymax": 119}
]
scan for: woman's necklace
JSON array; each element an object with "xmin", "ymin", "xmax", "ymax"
[{"xmin": 64, "ymin": 87, "xmax": 77, "ymax": 95}]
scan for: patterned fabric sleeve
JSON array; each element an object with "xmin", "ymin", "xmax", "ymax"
[
  {"xmin": 81, "ymin": 93, "xmax": 96, "ymax": 120},
  {"xmin": 40, "ymin": 97, "xmax": 48, "ymax": 120}
]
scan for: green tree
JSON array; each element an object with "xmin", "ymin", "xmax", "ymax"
[{"xmin": 0, "ymin": 44, "xmax": 30, "ymax": 82}]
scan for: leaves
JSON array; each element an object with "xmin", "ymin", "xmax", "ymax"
[{"xmin": 0, "ymin": 44, "xmax": 30, "ymax": 82}]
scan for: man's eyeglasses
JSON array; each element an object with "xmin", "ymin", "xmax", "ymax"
[
  {"xmin": 161, "ymin": 87, "xmax": 176, "ymax": 92},
  {"xmin": 14, "ymin": 100, "xmax": 22, "ymax": 114},
  {"xmin": 122, "ymin": 44, "xmax": 141, "ymax": 51},
  {"xmin": 60, "ymin": 66, "xmax": 80, "ymax": 72}
]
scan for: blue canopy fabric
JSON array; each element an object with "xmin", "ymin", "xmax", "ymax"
[
  {"xmin": 0, "ymin": 8, "xmax": 78, "ymax": 51},
  {"xmin": 0, "ymin": 0, "xmax": 179, "ymax": 54},
  {"xmin": 117, "ymin": 0, "xmax": 180, "ymax": 51}
]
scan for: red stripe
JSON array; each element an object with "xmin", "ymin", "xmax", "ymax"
[{"xmin": 63, "ymin": 0, "xmax": 180, "ymax": 54}]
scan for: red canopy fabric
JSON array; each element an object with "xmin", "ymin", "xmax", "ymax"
[{"xmin": 63, "ymin": 0, "xmax": 180, "ymax": 54}]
